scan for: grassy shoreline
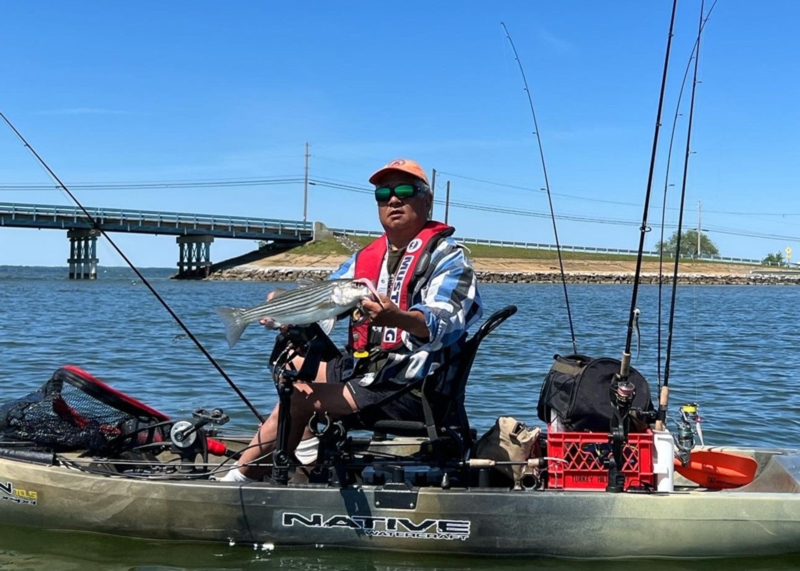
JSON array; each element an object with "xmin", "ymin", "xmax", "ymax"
[
  {"xmin": 260, "ymin": 237, "xmax": 769, "ymax": 272},
  {"xmin": 213, "ymin": 238, "xmax": 800, "ymax": 284}
]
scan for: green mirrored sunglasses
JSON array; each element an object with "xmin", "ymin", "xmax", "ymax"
[{"xmin": 374, "ymin": 183, "xmax": 421, "ymax": 202}]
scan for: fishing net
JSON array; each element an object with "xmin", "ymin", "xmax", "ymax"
[{"xmin": 0, "ymin": 365, "xmax": 169, "ymax": 454}]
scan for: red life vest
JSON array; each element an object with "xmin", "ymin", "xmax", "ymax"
[{"xmin": 350, "ymin": 221, "xmax": 454, "ymax": 352}]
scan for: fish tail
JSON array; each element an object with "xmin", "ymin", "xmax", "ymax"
[{"xmin": 215, "ymin": 307, "xmax": 249, "ymax": 348}]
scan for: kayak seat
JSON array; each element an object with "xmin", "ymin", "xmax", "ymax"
[{"xmin": 369, "ymin": 305, "xmax": 518, "ymax": 461}]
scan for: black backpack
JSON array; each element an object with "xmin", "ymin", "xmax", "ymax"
[{"xmin": 537, "ymin": 354, "xmax": 654, "ymax": 432}]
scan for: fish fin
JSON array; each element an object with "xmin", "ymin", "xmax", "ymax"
[
  {"xmin": 318, "ymin": 317, "xmax": 336, "ymax": 335},
  {"xmin": 261, "ymin": 317, "xmax": 281, "ymax": 330},
  {"xmin": 296, "ymin": 279, "xmax": 317, "ymax": 288},
  {"xmin": 269, "ymin": 287, "xmax": 289, "ymax": 299},
  {"xmin": 215, "ymin": 307, "xmax": 249, "ymax": 348}
]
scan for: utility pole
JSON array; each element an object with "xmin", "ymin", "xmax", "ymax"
[
  {"xmin": 429, "ymin": 168, "xmax": 437, "ymax": 219},
  {"xmin": 444, "ymin": 181, "xmax": 451, "ymax": 224},
  {"xmin": 697, "ymin": 200, "xmax": 702, "ymax": 257},
  {"xmin": 303, "ymin": 142, "xmax": 310, "ymax": 222}
]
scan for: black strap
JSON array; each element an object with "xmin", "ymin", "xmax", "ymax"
[{"xmin": 421, "ymin": 380, "xmax": 439, "ymax": 443}]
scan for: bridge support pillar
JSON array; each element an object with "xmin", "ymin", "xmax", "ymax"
[
  {"xmin": 67, "ymin": 228, "xmax": 100, "ymax": 280},
  {"xmin": 176, "ymin": 235, "xmax": 214, "ymax": 279}
]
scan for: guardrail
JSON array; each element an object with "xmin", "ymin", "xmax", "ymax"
[
  {"xmin": 697, "ymin": 254, "xmax": 764, "ymax": 265},
  {"xmin": 329, "ymin": 227, "xmax": 767, "ymax": 266},
  {"xmin": 457, "ymin": 236, "xmax": 662, "ymax": 256}
]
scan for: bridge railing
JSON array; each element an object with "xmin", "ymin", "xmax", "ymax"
[{"xmin": 0, "ymin": 202, "xmax": 313, "ymax": 234}]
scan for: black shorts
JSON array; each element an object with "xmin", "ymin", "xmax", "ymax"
[{"xmin": 326, "ymin": 354, "xmax": 424, "ymax": 429}]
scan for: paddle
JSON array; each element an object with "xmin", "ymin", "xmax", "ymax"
[{"xmin": 674, "ymin": 450, "xmax": 758, "ymax": 489}]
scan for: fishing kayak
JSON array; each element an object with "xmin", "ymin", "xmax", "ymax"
[
  {"xmin": 1, "ymin": 327, "xmax": 800, "ymax": 560},
  {"xmin": 1, "ymin": 437, "xmax": 799, "ymax": 558}
]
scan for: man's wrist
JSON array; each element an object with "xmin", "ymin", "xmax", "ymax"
[{"xmin": 403, "ymin": 309, "xmax": 430, "ymax": 340}]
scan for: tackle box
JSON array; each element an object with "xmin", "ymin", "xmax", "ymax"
[{"xmin": 546, "ymin": 431, "xmax": 655, "ymax": 490}]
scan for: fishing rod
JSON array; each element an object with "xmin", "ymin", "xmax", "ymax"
[
  {"xmin": 618, "ymin": 0, "xmax": 678, "ymax": 385},
  {"xmin": 656, "ymin": 0, "xmax": 718, "ymax": 390},
  {"xmin": 656, "ymin": 0, "xmax": 707, "ymax": 431},
  {"xmin": 0, "ymin": 113, "xmax": 266, "ymax": 423},
  {"xmin": 501, "ymin": 22, "xmax": 578, "ymax": 355}
]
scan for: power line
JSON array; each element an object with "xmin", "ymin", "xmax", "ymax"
[
  {"xmin": 434, "ymin": 171, "xmax": 540, "ymax": 193},
  {"xmin": 437, "ymin": 170, "xmax": 657, "ymax": 209},
  {"xmin": 432, "ymin": 170, "xmax": 800, "ymax": 217},
  {"xmin": 2, "ymin": 172, "xmax": 797, "ymax": 243},
  {"xmin": 308, "ymin": 179, "xmax": 800, "ymax": 242},
  {"xmin": 2, "ymin": 171, "xmax": 798, "ymax": 220},
  {"xmin": 701, "ymin": 224, "xmax": 800, "ymax": 242},
  {"xmin": 0, "ymin": 177, "xmax": 304, "ymax": 191},
  {"xmin": 310, "ymin": 179, "xmax": 648, "ymax": 227}
]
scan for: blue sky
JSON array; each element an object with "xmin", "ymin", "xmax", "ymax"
[{"xmin": 1, "ymin": 1, "xmax": 798, "ymax": 267}]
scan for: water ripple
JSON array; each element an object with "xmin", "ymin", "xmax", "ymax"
[{"xmin": 2, "ymin": 273, "xmax": 799, "ymax": 449}]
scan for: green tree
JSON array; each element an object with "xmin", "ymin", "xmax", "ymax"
[
  {"xmin": 762, "ymin": 251, "xmax": 785, "ymax": 265},
  {"xmin": 655, "ymin": 229, "xmax": 719, "ymax": 258}
]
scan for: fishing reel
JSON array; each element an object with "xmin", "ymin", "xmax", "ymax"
[
  {"xmin": 169, "ymin": 408, "xmax": 230, "ymax": 472},
  {"xmin": 611, "ymin": 379, "xmax": 636, "ymax": 407},
  {"xmin": 674, "ymin": 403, "xmax": 702, "ymax": 466},
  {"xmin": 606, "ymin": 376, "xmax": 637, "ymax": 493},
  {"xmin": 609, "ymin": 377, "xmax": 637, "ymax": 434}
]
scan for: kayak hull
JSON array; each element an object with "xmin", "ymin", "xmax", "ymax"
[{"xmin": 2, "ymin": 445, "xmax": 800, "ymax": 558}]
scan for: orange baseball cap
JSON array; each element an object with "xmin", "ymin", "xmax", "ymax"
[{"xmin": 368, "ymin": 158, "xmax": 429, "ymax": 185}]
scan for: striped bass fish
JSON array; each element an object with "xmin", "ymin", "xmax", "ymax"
[{"xmin": 215, "ymin": 279, "xmax": 378, "ymax": 348}]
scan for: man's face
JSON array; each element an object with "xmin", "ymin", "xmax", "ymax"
[{"xmin": 374, "ymin": 172, "xmax": 431, "ymax": 237}]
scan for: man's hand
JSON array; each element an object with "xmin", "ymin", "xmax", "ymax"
[
  {"xmin": 360, "ymin": 295, "xmax": 399, "ymax": 327},
  {"xmin": 360, "ymin": 295, "xmax": 430, "ymax": 340}
]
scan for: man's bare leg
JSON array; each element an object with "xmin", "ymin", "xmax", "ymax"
[{"xmin": 233, "ymin": 382, "xmax": 358, "ymax": 481}]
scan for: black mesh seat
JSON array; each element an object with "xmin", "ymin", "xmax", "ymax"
[{"xmin": 369, "ymin": 305, "xmax": 517, "ymax": 460}]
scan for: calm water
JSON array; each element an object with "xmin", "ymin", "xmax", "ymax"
[{"xmin": 1, "ymin": 266, "xmax": 799, "ymax": 570}]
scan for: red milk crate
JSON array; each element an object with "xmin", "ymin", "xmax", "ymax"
[{"xmin": 546, "ymin": 431, "xmax": 655, "ymax": 490}]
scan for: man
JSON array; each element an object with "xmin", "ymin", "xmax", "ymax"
[{"xmin": 223, "ymin": 158, "xmax": 482, "ymax": 482}]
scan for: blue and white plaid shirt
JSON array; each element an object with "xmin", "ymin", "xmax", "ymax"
[{"xmin": 330, "ymin": 235, "xmax": 483, "ymax": 383}]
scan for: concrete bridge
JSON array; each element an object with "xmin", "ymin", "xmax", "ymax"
[{"xmin": 0, "ymin": 202, "xmax": 314, "ymax": 279}]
